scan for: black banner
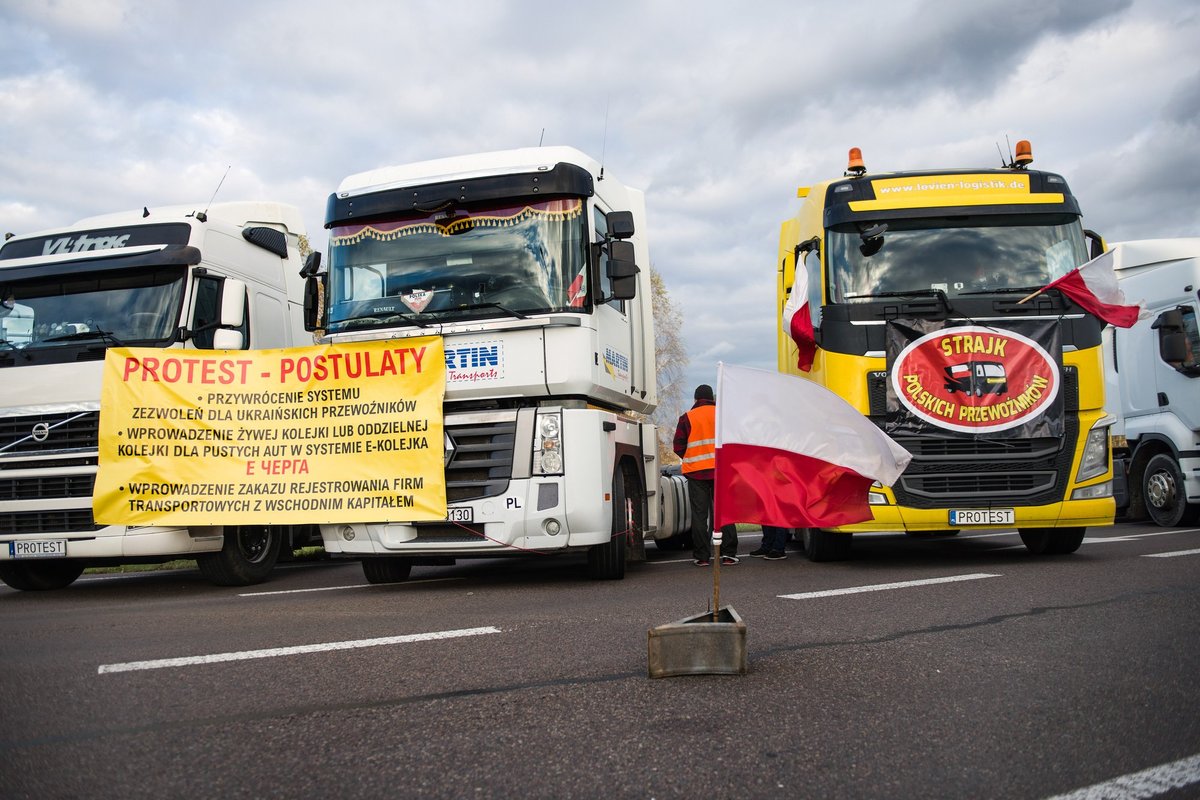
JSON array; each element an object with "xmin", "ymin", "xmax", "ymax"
[{"xmin": 884, "ymin": 318, "xmax": 1064, "ymax": 439}]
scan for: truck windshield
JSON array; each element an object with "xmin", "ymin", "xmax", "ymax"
[
  {"xmin": 826, "ymin": 215, "xmax": 1089, "ymax": 303},
  {"xmin": 0, "ymin": 265, "xmax": 186, "ymax": 349},
  {"xmin": 326, "ymin": 196, "xmax": 589, "ymax": 330}
]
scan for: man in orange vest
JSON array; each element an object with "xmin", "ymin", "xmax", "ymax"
[{"xmin": 673, "ymin": 384, "xmax": 739, "ymax": 566}]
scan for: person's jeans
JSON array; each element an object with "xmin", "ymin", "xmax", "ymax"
[
  {"xmin": 760, "ymin": 525, "xmax": 790, "ymax": 553},
  {"xmin": 686, "ymin": 476, "xmax": 737, "ymax": 560}
]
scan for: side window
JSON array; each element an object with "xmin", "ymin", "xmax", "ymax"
[
  {"xmin": 191, "ymin": 276, "xmax": 249, "ymax": 350},
  {"xmin": 1180, "ymin": 307, "xmax": 1199, "ymax": 370},
  {"xmin": 592, "ymin": 207, "xmax": 625, "ymax": 314}
]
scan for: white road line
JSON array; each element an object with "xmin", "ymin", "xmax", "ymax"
[
  {"xmin": 97, "ymin": 626, "xmax": 501, "ymax": 675},
  {"xmin": 1143, "ymin": 548, "xmax": 1200, "ymax": 558},
  {"xmin": 780, "ymin": 572, "xmax": 1000, "ymax": 600},
  {"xmin": 1044, "ymin": 753, "xmax": 1200, "ymax": 799},
  {"xmin": 238, "ymin": 577, "xmax": 463, "ymax": 596},
  {"xmin": 1085, "ymin": 528, "xmax": 1200, "ymax": 543}
]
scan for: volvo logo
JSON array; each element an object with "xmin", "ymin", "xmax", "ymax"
[{"xmin": 31, "ymin": 422, "xmax": 51, "ymax": 443}]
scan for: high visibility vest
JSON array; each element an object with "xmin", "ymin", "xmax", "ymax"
[{"xmin": 681, "ymin": 404, "xmax": 716, "ymax": 474}]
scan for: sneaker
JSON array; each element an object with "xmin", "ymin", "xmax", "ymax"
[
  {"xmin": 721, "ymin": 555, "xmax": 740, "ymax": 565},
  {"xmin": 749, "ymin": 548, "xmax": 769, "ymax": 557},
  {"xmin": 693, "ymin": 559, "xmax": 711, "ymax": 567},
  {"xmin": 764, "ymin": 551, "xmax": 787, "ymax": 560}
]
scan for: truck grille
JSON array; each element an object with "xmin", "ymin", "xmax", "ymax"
[
  {"xmin": 0, "ymin": 411, "xmax": 100, "ymax": 456},
  {"xmin": 0, "ymin": 474, "xmax": 96, "ymax": 501},
  {"xmin": 444, "ymin": 419, "xmax": 515, "ymax": 502},
  {"xmin": 879, "ymin": 368, "xmax": 1080, "ymax": 508},
  {"xmin": 0, "ymin": 509, "xmax": 101, "ymax": 534}
]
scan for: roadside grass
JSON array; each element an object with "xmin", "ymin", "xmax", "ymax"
[{"xmin": 83, "ymin": 546, "xmax": 328, "ymax": 575}]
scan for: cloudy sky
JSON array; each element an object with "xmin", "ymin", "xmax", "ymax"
[{"xmin": 2, "ymin": 0, "xmax": 1198, "ymax": 412}]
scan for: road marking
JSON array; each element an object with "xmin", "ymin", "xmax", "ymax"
[
  {"xmin": 1044, "ymin": 753, "xmax": 1200, "ymax": 799},
  {"xmin": 779, "ymin": 572, "xmax": 1000, "ymax": 600},
  {"xmin": 1143, "ymin": 548, "xmax": 1200, "ymax": 558},
  {"xmin": 1084, "ymin": 528, "xmax": 1200, "ymax": 543},
  {"xmin": 97, "ymin": 626, "xmax": 501, "ymax": 675},
  {"xmin": 238, "ymin": 577, "xmax": 463, "ymax": 596}
]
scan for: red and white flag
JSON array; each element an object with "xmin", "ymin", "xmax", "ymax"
[
  {"xmin": 713, "ymin": 363, "xmax": 912, "ymax": 529},
  {"xmin": 1042, "ymin": 249, "xmax": 1145, "ymax": 328},
  {"xmin": 782, "ymin": 269, "xmax": 816, "ymax": 371}
]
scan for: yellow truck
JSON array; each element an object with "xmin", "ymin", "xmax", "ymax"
[{"xmin": 776, "ymin": 142, "xmax": 1116, "ymax": 560}]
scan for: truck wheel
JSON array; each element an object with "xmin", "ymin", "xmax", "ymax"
[
  {"xmin": 196, "ymin": 525, "xmax": 283, "ymax": 586},
  {"xmin": 1142, "ymin": 454, "xmax": 1199, "ymax": 527},
  {"xmin": 588, "ymin": 465, "xmax": 638, "ymax": 580},
  {"xmin": 362, "ymin": 558, "xmax": 413, "ymax": 584},
  {"xmin": 1018, "ymin": 527, "xmax": 1086, "ymax": 555},
  {"xmin": 802, "ymin": 528, "xmax": 852, "ymax": 562},
  {"xmin": 0, "ymin": 560, "xmax": 86, "ymax": 591}
]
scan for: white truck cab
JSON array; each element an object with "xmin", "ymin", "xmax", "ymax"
[{"xmin": 0, "ymin": 202, "xmax": 320, "ymax": 589}]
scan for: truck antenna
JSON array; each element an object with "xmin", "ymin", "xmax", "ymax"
[
  {"xmin": 196, "ymin": 165, "xmax": 231, "ymax": 223},
  {"xmin": 599, "ymin": 97, "xmax": 610, "ymax": 181},
  {"xmin": 996, "ymin": 141, "xmax": 1007, "ymax": 167},
  {"xmin": 538, "ymin": 127, "xmax": 545, "ymax": 147}
]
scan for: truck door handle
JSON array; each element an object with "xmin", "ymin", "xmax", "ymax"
[{"xmin": 1158, "ymin": 392, "xmax": 1169, "ymax": 407}]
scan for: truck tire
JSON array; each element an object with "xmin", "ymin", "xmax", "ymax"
[
  {"xmin": 0, "ymin": 560, "xmax": 86, "ymax": 591},
  {"xmin": 802, "ymin": 528, "xmax": 852, "ymax": 562},
  {"xmin": 196, "ymin": 525, "xmax": 283, "ymax": 586},
  {"xmin": 1018, "ymin": 527, "xmax": 1086, "ymax": 555},
  {"xmin": 1142, "ymin": 454, "xmax": 1199, "ymax": 527},
  {"xmin": 362, "ymin": 558, "xmax": 413, "ymax": 584},
  {"xmin": 588, "ymin": 465, "xmax": 639, "ymax": 580}
]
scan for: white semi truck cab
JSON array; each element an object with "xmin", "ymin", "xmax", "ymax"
[
  {"xmin": 307, "ymin": 147, "xmax": 678, "ymax": 581},
  {"xmin": 1105, "ymin": 238, "xmax": 1200, "ymax": 527},
  {"xmin": 0, "ymin": 202, "xmax": 320, "ymax": 590}
]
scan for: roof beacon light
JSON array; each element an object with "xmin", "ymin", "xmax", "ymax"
[
  {"xmin": 846, "ymin": 147, "xmax": 867, "ymax": 177},
  {"xmin": 1014, "ymin": 139, "xmax": 1033, "ymax": 168}
]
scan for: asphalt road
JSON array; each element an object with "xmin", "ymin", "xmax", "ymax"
[{"xmin": 2, "ymin": 522, "xmax": 1199, "ymax": 799}]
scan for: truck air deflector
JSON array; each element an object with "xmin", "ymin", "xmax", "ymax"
[
  {"xmin": 325, "ymin": 163, "xmax": 595, "ymax": 227},
  {"xmin": 0, "ymin": 245, "xmax": 201, "ymax": 282}
]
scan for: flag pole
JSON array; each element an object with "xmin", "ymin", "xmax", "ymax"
[
  {"xmin": 1016, "ymin": 287, "xmax": 1044, "ymax": 305},
  {"xmin": 711, "ymin": 530, "xmax": 721, "ymax": 621},
  {"xmin": 712, "ymin": 363, "xmax": 725, "ymax": 621}
]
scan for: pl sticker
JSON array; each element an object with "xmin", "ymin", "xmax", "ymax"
[
  {"xmin": 890, "ymin": 325, "xmax": 1059, "ymax": 434},
  {"xmin": 401, "ymin": 289, "xmax": 435, "ymax": 313}
]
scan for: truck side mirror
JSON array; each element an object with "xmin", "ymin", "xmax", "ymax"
[
  {"xmin": 303, "ymin": 274, "xmax": 326, "ymax": 332},
  {"xmin": 300, "ymin": 251, "xmax": 322, "ymax": 278},
  {"xmin": 606, "ymin": 240, "xmax": 639, "ymax": 301},
  {"xmin": 608, "ymin": 211, "xmax": 635, "ymax": 240},
  {"xmin": 219, "ymin": 278, "xmax": 246, "ymax": 329},
  {"xmin": 1084, "ymin": 229, "xmax": 1105, "ymax": 260},
  {"xmin": 1160, "ymin": 331, "xmax": 1189, "ymax": 365},
  {"xmin": 212, "ymin": 328, "xmax": 245, "ymax": 350}
]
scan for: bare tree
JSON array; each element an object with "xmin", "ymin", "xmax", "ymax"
[{"xmin": 649, "ymin": 266, "xmax": 688, "ymax": 465}]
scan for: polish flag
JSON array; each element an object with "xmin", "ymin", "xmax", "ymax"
[
  {"xmin": 782, "ymin": 268, "xmax": 816, "ymax": 371},
  {"xmin": 713, "ymin": 363, "xmax": 912, "ymax": 529},
  {"xmin": 1042, "ymin": 249, "xmax": 1145, "ymax": 328}
]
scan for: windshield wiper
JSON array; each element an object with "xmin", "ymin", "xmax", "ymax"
[
  {"xmin": 42, "ymin": 329, "xmax": 126, "ymax": 347},
  {"xmin": 335, "ymin": 311, "xmax": 428, "ymax": 330},
  {"xmin": 0, "ymin": 338, "xmax": 31, "ymax": 361},
  {"xmin": 955, "ymin": 286, "xmax": 1045, "ymax": 296},
  {"xmin": 431, "ymin": 301, "xmax": 528, "ymax": 320},
  {"xmin": 845, "ymin": 289, "xmax": 950, "ymax": 302}
]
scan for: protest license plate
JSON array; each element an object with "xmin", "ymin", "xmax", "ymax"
[
  {"xmin": 9, "ymin": 539, "xmax": 67, "ymax": 559},
  {"xmin": 446, "ymin": 506, "xmax": 473, "ymax": 523},
  {"xmin": 948, "ymin": 508, "xmax": 1015, "ymax": 526}
]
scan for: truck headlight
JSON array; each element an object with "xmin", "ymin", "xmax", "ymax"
[
  {"xmin": 533, "ymin": 411, "xmax": 564, "ymax": 475},
  {"xmin": 1075, "ymin": 426, "xmax": 1110, "ymax": 483}
]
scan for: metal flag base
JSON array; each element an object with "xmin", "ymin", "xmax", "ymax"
[{"xmin": 647, "ymin": 605, "xmax": 747, "ymax": 678}]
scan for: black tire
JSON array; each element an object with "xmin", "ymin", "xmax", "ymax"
[
  {"xmin": 588, "ymin": 464, "xmax": 640, "ymax": 580},
  {"xmin": 802, "ymin": 528, "xmax": 852, "ymax": 562},
  {"xmin": 0, "ymin": 560, "xmax": 86, "ymax": 591},
  {"xmin": 361, "ymin": 557, "xmax": 413, "ymax": 584},
  {"xmin": 1018, "ymin": 526, "xmax": 1086, "ymax": 555},
  {"xmin": 1142, "ymin": 454, "xmax": 1199, "ymax": 527},
  {"xmin": 196, "ymin": 525, "xmax": 283, "ymax": 586}
]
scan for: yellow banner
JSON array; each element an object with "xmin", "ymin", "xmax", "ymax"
[
  {"xmin": 851, "ymin": 173, "xmax": 1063, "ymax": 211},
  {"xmin": 93, "ymin": 338, "xmax": 447, "ymax": 525}
]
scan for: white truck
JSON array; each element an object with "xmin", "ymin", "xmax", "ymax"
[
  {"xmin": 305, "ymin": 146, "xmax": 688, "ymax": 581},
  {"xmin": 0, "ymin": 202, "xmax": 322, "ymax": 590},
  {"xmin": 1104, "ymin": 238, "xmax": 1200, "ymax": 527}
]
